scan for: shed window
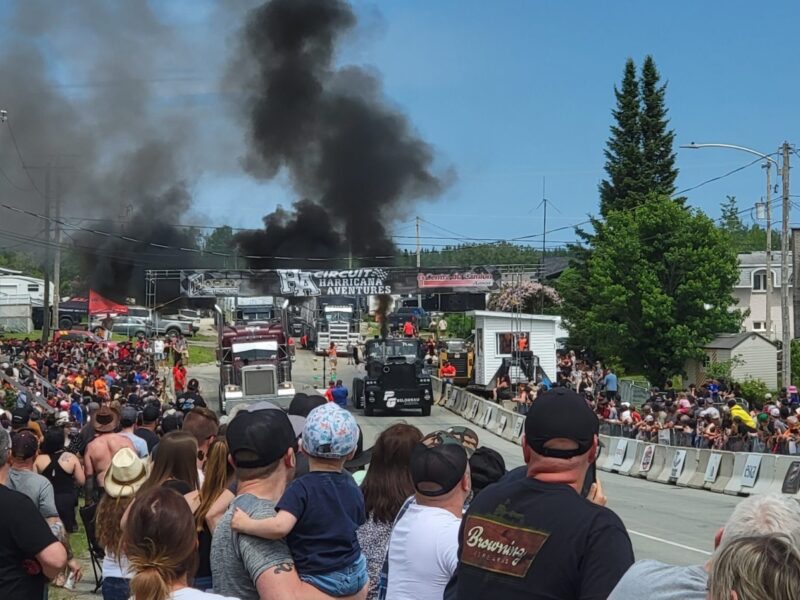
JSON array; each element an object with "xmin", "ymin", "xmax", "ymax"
[{"xmin": 27, "ymin": 284, "xmax": 39, "ymax": 293}]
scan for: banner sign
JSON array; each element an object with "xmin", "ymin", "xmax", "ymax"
[
  {"xmin": 180, "ymin": 267, "xmax": 502, "ymax": 298},
  {"xmin": 741, "ymin": 454, "xmax": 762, "ymax": 488},
  {"xmin": 704, "ymin": 453, "xmax": 722, "ymax": 483},
  {"xmin": 669, "ymin": 450, "xmax": 687, "ymax": 481}
]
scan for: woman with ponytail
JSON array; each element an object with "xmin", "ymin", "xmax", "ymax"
[
  {"xmin": 125, "ymin": 486, "xmax": 239, "ymax": 600},
  {"xmin": 188, "ymin": 438, "xmax": 234, "ymax": 591}
]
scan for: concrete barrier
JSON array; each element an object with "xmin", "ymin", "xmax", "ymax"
[
  {"xmin": 645, "ymin": 445, "xmax": 668, "ymax": 481},
  {"xmin": 766, "ymin": 456, "xmax": 800, "ymax": 496},
  {"xmin": 628, "ymin": 443, "xmax": 656, "ymax": 478},
  {"xmin": 723, "ymin": 453, "xmax": 761, "ymax": 496},
  {"xmin": 431, "ymin": 377, "xmax": 443, "ymax": 403},
  {"xmin": 708, "ymin": 452, "xmax": 735, "ymax": 493},
  {"xmin": 615, "ymin": 440, "xmax": 641, "ymax": 475},
  {"xmin": 609, "ymin": 438, "xmax": 631, "ymax": 473},
  {"xmin": 687, "ymin": 450, "xmax": 713, "ymax": 489},
  {"xmin": 676, "ymin": 448, "xmax": 701, "ymax": 487},
  {"xmin": 748, "ymin": 455, "xmax": 778, "ymax": 496},
  {"xmin": 598, "ymin": 437, "xmax": 622, "ymax": 472}
]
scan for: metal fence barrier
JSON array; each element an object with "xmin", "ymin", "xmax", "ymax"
[{"xmin": 599, "ymin": 420, "xmax": 800, "ymax": 456}]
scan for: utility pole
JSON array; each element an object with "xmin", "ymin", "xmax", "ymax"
[
  {"xmin": 52, "ymin": 167, "xmax": 62, "ymax": 331},
  {"xmin": 416, "ymin": 215, "xmax": 422, "ymax": 308},
  {"xmin": 41, "ymin": 162, "xmax": 52, "ymax": 343},
  {"xmin": 764, "ymin": 162, "xmax": 772, "ymax": 339},
  {"xmin": 781, "ymin": 142, "xmax": 792, "ymax": 387}
]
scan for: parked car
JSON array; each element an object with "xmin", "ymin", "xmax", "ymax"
[
  {"xmin": 89, "ymin": 314, "xmax": 153, "ymax": 338},
  {"xmin": 153, "ymin": 313, "xmax": 200, "ymax": 338},
  {"xmin": 53, "ymin": 329, "xmax": 117, "ymax": 350}
]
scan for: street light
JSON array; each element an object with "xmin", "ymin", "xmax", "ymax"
[{"xmin": 681, "ymin": 142, "xmax": 790, "ymax": 387}]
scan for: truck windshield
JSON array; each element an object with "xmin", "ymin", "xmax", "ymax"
[
  {"xmin": 324, "ymin": 311, "xmax": 351, "ymax": 322},
  {"xmin": 240, "ymin": 310, "xmax": 274, "ymax": 322},
  {"xmin": 445, "ymin": 340, "xmax": 466, "ymax": 352},
  {"xmin": 234, "ymin": 348, "xmax": 278, "ymax": 363},
  {"xmin": 367, "ymin": 341, "xmax": 419, "ymax": 359}
]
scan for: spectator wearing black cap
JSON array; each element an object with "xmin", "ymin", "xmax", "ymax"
[
  {"xmin": 133, "ymin": 404, "xmax": 160, "ymax": 453},
  {"xmin": 210, "ymin": 409, "xmax": 357, "ymax": 600},
  {"xmin": 384, "ymin": 431, "xmax": 471, "ymax": 600},
  {"xmin": 454, "ymin": 387, "xmax": 634, "ymax": 600}
]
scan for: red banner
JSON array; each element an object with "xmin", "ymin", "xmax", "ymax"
[{"xmin": 88, "ymin": 290, "xmax": 129, "ymax": 316}]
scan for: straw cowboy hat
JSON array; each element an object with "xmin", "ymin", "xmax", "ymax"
[
  {"xmin": 93, "ymin": 405, "xmax": 119, "ymax": 434},
  {"xmin": 104, "ymin": 448, "xmax": 148, "ymax": 498}
]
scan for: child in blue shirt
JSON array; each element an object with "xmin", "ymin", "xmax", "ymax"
[{"xmin": 232, "ymin": 403, "xmax": 367, "ymax": 597}]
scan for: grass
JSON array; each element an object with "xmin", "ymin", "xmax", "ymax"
[
  {"xmin": 192, "ymin": 334, "xmax": 217, "ymax": 342},
  {"xmin": 48, "ymin": 507, "xmax": 91, "ymax": 600},
  {"xmin": 0, "ymin": 329, "xmax": 44, "ymax": 340},
  {"xmin": 188, "ymin": 344, "xmax": 216, "ymax": 365}
]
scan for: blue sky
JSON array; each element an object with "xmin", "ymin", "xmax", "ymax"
[
  {"xmin": 6, "ymin": 1, "xmax": 799, "ymax": 252},
  {"xmin": 192, "ymin": 0, "xmax": 800, "ymax": 250}
]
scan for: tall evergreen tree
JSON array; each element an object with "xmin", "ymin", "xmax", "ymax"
[
  {"xmin": 598, "ymin": 59, "xmax": 644, "ymax": 218},
  {"xmin": 640, "ymin": 55, "xmax": 678, "ymax": 199}
]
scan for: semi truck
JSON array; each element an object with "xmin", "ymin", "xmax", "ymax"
[
  {"xmin": 215, "ymin": 301, "xmax": 295, "ymax": 413},
  {"xmin": 314, "ymin": 304, "xmax": 361, "ymax": 354}
]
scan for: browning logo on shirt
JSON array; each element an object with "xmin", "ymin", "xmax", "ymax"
[{"xmin": 460, "ymin": 514, "xmax": 549, "ymax": 578}]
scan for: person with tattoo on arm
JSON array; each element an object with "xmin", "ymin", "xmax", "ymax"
[{"xmin": 210, "ymin": 408, "xmax": 367, "ymax": 600}]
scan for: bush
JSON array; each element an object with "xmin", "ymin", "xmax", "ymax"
[
  {"xmin": 443, "ymin": 314, "xmax": 475, "ymax": 339},
  {"xmin": 737, "ymin": 378, "xmax": 769, "ymax": 404}
]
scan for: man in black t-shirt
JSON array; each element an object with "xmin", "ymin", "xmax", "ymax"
[
  {"xmin": 134, "ymin": 404, "xmax": 161, "ymax": 453},
  {"xmin": 0, "ymin": 429, "xmax": 67, "ymax": 597},
  {"xmin": 455, "ymin": 388, "xmax": 634, "ymax": 600}
]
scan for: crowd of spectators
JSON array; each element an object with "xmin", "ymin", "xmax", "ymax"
[{"xmin": 2, "ymin": 332, "xmax": 800, "ymax": 600}]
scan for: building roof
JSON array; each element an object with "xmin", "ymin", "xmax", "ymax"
[
  {"xmin": 468, "ymin": 310, "xmax": 561, "ymax": 322},
  {"xmin": 541, "ymin": 256, "xmax": 570, "ymax": 279},
  {"xmin": 704, "ymin": 332, "xmax": 775, "ymax": 350},
  {"xmin": 737, "ymin": 251, "xmax": 791, "ymax": 266}
]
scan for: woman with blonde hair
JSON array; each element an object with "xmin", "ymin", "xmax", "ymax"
[
  {"xmin": 95, "ymin": 447, "xmax": 148, "ymax": 600},
  {"xmin": 125, "ymin": 486, "xmax": 238, "ymax": 599},
  {"xmin": 708, "ymin": 534, "xmax": 800, "ymax": 600}
]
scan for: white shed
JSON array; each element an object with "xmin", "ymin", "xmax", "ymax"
[
  {"xmin": 0, "ymin": 275, "xmax": 54, "ymax": 306},
  {"xmin": 468, "ymin": 310, "xmax": 559, "ymax": 386},
  {"xmin": 683, "ymin": 332, "xmax": 778, "ymax": 390}
]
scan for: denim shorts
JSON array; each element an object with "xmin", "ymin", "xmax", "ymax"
[
  {"xmin": 301, "ymin": 554, "xmax": 368, "ymax": 597},
  {"xmin": 102, "ymin": 577, "xmax": 130, "ymax": 600}
]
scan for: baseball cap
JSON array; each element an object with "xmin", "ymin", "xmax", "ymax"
[
  {"xmin": 410, "ymin": 435, "xmax": 468, "ymax": 497},
  {"xmin": 524, "ymin": 387, "xmax": 598, "ymax": 459},
  {"xmin": 142, "ymin": 404, "xmax": 161, "ymax": 423},
  {"xmin": 302, "ymin": 403, "xmax": 359, "ymax": 459},
  {"xmin": 120, "ymin": 406, "xmax": 138, "ymax": 427},
  {"xmin": 445, "ymin": 426, "xmax": 479, "ymax": 457},
  {"xmin": 55, "ymin": 411, "xmax": 70, "ymax": 426},
  {"xmin": 244, "ymin": 401, "xmax": 305, "ymax": 438},
  {"xmin": 11, "ymin": 430, "xmax": 39, "ymax": 459},
  {"xmin": 227, "ymin": 409, "xmax": 297, "ymax": 468},
  {"xmin": 469, "ymin": 447, "xmax": 506, "ymax": 494},
  {"xmin": 288, "ymin": 393, "xmax": 327, "ymax": 418},
  {"xmin": 770, "ymin": 407, "xmax": 781, "ymax": 418},
  {"xmin": 11, "ymin": 407, "xmax": 29, "ymax": 428}
]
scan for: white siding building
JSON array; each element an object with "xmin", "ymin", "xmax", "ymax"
[
  {"xmin": 684, "ymin": 332, "xmax": 778, "ymax": 390},
  {"xmin": 0, "ymin": 275, "xmax": 54, "ymax": 306},
  {"xmin": 734, "ymin": 251, "xmax": 792, "ymax": 339},
  {"xmin": 468, "ymin": 310, "xmax": 559, "ymax": 386}
]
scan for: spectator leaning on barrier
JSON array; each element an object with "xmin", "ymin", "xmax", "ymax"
[
  {"xmin": 456, "ymin": 387, "xmax": 634, "ymax": 600},
  {"xmin": 609, "ymin": 493, "xmax": 800, "ymax": 600}
]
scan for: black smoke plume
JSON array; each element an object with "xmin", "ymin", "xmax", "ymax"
[
  {"xmin": 0, "ymin": 2, "xmax": 248, "ymax": 302},
  {"xmin": 231, "ymin": 0, "xmax": 450, "ymax": 267}
]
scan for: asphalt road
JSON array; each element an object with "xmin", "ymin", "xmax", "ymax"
[{"xmin": 188, "ymin": 349, "xmax": 740, "ymax": 567}]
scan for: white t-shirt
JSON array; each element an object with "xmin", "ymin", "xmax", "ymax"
[
  {"xmin": 169, "ymin": 588, "xmax": 240, "ymax": 600},
  {"xmin": 169, "ymin": 588, "xmax": 239, "ymax": 600},
  {"xmin": 386, "ymin": 503, "xmax": 461, "ymax": 600}
]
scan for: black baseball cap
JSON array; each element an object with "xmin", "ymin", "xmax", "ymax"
[
  {"xmin": 11, "ymin": 430, "xmax": 39, "ymax": 459},
  {"xmin": 227, "ymin": 409, "xmax": 297, "ymax": 469},
  {"xmin": 524, "ymin": 387, "xmax": 599, "ymax": 459},
  {"xmin": 288, "ymin": 393, "xmax": 326, "ymax": 418},
  {"xmin": 410, "ymin": 433, "xmax": 468, "ymax": 497},
  {"xmin": 142, "ymin": 405, "xmax": 161, "ymax": 423},
  {"xmin": 11, "ymin": 407, "xmax": 29, "ymax": 428}
]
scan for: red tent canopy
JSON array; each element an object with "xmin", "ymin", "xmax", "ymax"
[{"xmin": 88, "ymin": 290, "xmax": 129, "ymax": 316}]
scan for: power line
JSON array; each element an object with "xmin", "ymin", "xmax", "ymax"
[{"xmin": 3, "ymin": 120, "xmax": 46, "ymax": 199}]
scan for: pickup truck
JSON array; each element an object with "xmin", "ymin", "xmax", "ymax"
[
  {"xmin": 90, "ymin": 306, "xmax": 200, "ymax": 338},
  {"xmin": 388, "ymin": 307, "xmax": 431, "ymax": 332}
]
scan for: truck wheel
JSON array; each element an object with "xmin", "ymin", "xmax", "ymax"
[
  {"xmin": 166, "ymin": 327, "xmax": 180, "ymax": 338},
  {"xmin": 58, "ymin": 317, "xmax": 73, "ymax": 329},
  {"xmin": 134, "ymin": 330, "xmax": 146, "ymax": 338},
  {"xmin": 421, "ymin": 403, "xmax": 432, "ymax": 417},
  {"xmin": 364, "ymin": 402, "xmax": 374, "ymax": 416},
  {"xmin": 352, "ymin": 379, "xmax": 364, "ymax": 409}
]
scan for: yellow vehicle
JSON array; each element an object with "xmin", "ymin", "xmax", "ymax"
[{"xmin": 438, "ymin": 338, "xmax": 474, "ymax": 386}]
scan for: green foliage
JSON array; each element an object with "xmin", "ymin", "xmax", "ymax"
[
  {"xmin": 719, "ymin": 196, "xmax": 779, "ymax": 253},
  {"xmin": 737, "ymin": 377, "xmax": 769, "ymax": 403},
  {"xmin": 705, "ymin": 355, "xmax": 744, "ymax": 385},
  {"xmin": 394, "ymin": 242, "xmax": 567, "ymax": 268},
  {"xmin": 640, "ymin": 55, "xmax": 677, "ymax": 200},
  {"xmin": 791, "ymin": 339, "xmax": 800, "ymax": 385},
  {"xmin": 560, "ymin": 195, "xmax": 742, "ymax": 386},
  {"xmin": 3, "ymin": 387, "xmax": 18, "ymax": 412},
  {"xmin": 444, "ymin": 313, "xmax": 475, "ymax": 339}
]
